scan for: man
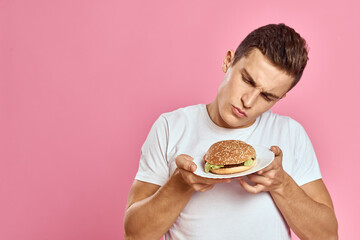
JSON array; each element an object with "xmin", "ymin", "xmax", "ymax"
[{"xmin": 124, "ymin": 23, "xmax": 338, "ymax": 240}]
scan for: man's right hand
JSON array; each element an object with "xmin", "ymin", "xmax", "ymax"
[
  {"xmin": 125, "ymin": 154, "xmax": 231, "ymax": 239},
  {"xmin": 175, "ymin": 154, "xmax": 231, "ymax": 192}
]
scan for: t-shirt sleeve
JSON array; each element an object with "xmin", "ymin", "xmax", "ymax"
[
  {"xmin": 134, "ymin": 115, "xmax": 170, "ymax": 186},
  {"xmin": 291, "ymin": 122, "xmax": 322, "ymax": 186}
]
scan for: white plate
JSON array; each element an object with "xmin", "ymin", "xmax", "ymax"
[{"xmin": 193, "ymin": 145, "xmax": 275, "ymax": 179}]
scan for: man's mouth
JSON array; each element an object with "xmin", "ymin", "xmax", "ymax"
[{"xmin": 232, "ymin": 105, "xmax": 247, "ymax": 117}]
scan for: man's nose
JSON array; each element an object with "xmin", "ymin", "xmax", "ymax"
[{"xmin": 242, "ymin": 88, "xmax": 261, "ymax": 109}]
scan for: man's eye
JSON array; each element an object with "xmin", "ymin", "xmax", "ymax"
[
  {"xmin": 261, "ymin": 93, "xmax": 272, "ymax": 102},
  {"xmin": 242, "ymin": 77, "xmax": 251, "ymax": 84}
]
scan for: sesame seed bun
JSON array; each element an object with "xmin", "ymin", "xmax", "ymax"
[{"xmin": 204, "ymin": 140, "xmax": 256, "ymax": 174}]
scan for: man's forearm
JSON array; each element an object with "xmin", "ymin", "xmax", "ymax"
[
  {"xmin": 270, "ymin": 174, "xmax": 338, "ymax": 240},
  {"xmin": 124, "ymin": 170, "xmax": 194, "ymax": 240}
]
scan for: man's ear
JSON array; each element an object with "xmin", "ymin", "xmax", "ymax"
[{"xmin": 222, "ymin": 49, "xmax": 235, "ymax": 72}]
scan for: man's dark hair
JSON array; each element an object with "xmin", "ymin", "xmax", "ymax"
[{"xmin": 232, "ymin": 23, "xmax": 309, "ymax": 92}]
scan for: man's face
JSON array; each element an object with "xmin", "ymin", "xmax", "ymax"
[{"xmin": 209, "ymin": 48, "xmax": 294, "ymax": 129}]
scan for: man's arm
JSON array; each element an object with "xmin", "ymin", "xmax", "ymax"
[
  {"xmin": 124, "ymin": 170, "xmax": 194, "ymax": 240},
  {"xmin": 124, "ymin": 154, "xmax": 231, "ymax": 240},
  {"xmin": 271, "ymin": 177, "xmax": 338, "ymax": 240},
  {"xmin": 239, "ymin": 146, "xmax": 338, "ymax": 240}
]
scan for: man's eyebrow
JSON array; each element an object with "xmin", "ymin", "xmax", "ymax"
[{"xmin": 240, "ymin": 68, "xmax": 282, "ymax": 99}]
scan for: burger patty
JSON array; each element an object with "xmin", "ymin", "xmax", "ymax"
[
  {"xmin": 221, "ymin": 157, "xmax": 255, "ymax": 168},
  {"xmin": 222, "ymin": 163, "xmax": 246, "ymax": 168}
]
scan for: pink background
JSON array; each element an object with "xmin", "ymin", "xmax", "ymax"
[{"xmin": 1, "ymin": 0, "xmax": 359, "ymax": 239}]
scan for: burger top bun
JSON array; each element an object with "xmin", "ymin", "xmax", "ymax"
[{"xmin": 204, "ymin": 140, "xmax": 256, "ymax": 165}]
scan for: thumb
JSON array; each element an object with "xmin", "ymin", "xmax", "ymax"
[
  {"xmin": 270, "ymin": 146, "xmax": 283, "ymax": 157},
  {"xmin": 175, "ymin": 154, "xmax": 196, "ymax": 172}
]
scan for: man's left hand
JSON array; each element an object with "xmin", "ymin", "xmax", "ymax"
[{"xmin": 238, "ymin": 146, "xmax": 289, "ymax": 194}]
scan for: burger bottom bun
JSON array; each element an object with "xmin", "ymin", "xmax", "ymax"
[{"xmin": 209, "ymin": 160, "xmax": 256, "ymax": 175}]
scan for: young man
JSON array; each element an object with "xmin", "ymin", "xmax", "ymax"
[{"xmin": 124, "ymin": 23, "xmax": 338, "ymax": 240}]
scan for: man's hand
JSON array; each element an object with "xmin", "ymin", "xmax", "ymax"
[
  {"xmin": 238, "ymin": 146, "xmax": 289, "ymax": 194},
  {"xmin": 175, "ymin": 154, "xmax": 231, "ymax": 192}
]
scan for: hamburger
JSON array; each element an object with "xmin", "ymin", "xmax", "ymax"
[{"xmin": 203, "ymin": 140, "xmax": 256, "ymax": 174}]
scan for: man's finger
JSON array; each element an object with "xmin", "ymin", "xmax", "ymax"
[
  {"xmin": 257, "ymin": 146, "xmax": 283, "ymax": 174},
  {"xmin": 247, "ymin": 174, "xmax": 269, "ymax": 186},
  {"xmin": 257, "ymin": 163, "xmax": 274, "ymax": 174},
  {"xmin": 199, "ymin": 184, "xmax": 215, "ymax": 192},
  {"xmin": 192, "ymin": 183, "xmax": 217, "ymax": 192},
  {"xmin": 175, "ymin": 154, "xmax": 196, "ymax": 172},
  {"xmin": 270, "ymin": 146, "xmax": 283, "ymax": 157},
  {"xmin": 192, "ymin": 183, "xmax": 210, "ymax": 191},
  {"xmin": 191, "ymin": 174, "xmax": 231, "ymax": 185},
  {"xmin": 203, "ymin": 177, "xmax": 232, "ymax": 184},
  {"xmin": 238, "ymin": 177, "xmax": 265, "ymax": 194}
]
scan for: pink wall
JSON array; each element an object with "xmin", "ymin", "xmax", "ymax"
[{"xmin": 1, "ymin": 0, "xmax": 359, "ymax": 239}]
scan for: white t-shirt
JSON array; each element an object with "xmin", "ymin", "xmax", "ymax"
[{"xmin": 135, "ymin": 104, "xmax": 322, "ymax": 240}]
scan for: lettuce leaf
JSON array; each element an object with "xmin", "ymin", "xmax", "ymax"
[
  {"xmin": 205, "ymin": 162, "xmax": 224, "ymax": 173},
  {"xmin": 244, "ymin": 158, "xmax": 254, "ymax": 166}
]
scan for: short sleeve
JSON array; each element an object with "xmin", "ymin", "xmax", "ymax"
[
  {"xmin": 291, "ymin": 122, "xmax": 322, "ymax": 186},
  {"xmin": 134, "ymin": 115, "xmax": 170, "ymax": 186}
]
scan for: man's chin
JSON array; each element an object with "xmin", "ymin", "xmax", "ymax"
[
  {"xmin": 220, "ymin": 118, "xmax": 243, "ymax": 129},
  {"xmin": 225, "ymin": 115, "xmax": 256, "ymax": 129}
]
